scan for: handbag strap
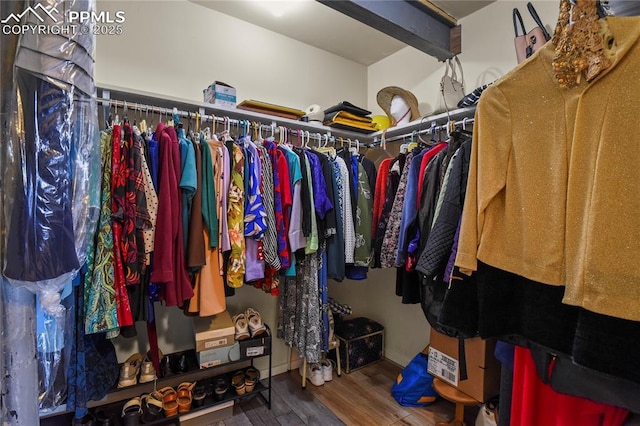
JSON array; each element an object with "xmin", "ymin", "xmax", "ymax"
[
  {"xmin": 513, "ymin": 8, "xmax": 526, "ymax": 36},
  {"xmin": 527, "ymin": 2, "xmax": 551, "ymax": 41},
  {"xmin": 451, "ymin": 56, "xmax": 464, "ymax": 93},
  {"xmin": 442, "ymin": 58, "xmax": 451, "ymax": 80}
]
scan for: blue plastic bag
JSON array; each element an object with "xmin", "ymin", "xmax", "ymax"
[{"xmin": 392, "ymin": 352, "xmax": 438, "ymax": 407}]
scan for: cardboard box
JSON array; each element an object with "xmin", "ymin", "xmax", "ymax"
[
  {"xmin": 427, "ymin": 329, "xmax": 501, "ymax": 403},
  {"xmin": 193, "ymin": 310, "xmax": 235, "ymax": 352},
  {"xmin": 239, "ymin": 325, "xmax": 271, "ymax": 358},
  {"xmin": 197, "ymin": 342, "xmax": 241, "ymax": 369},
  {"xmin": 203, "ymin": 81, "xmax": 236, "ymax": 107}
]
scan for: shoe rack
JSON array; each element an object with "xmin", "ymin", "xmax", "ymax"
[{"xmin": 40, "ymin": 328, "xmax": 272, "ymax": 425}]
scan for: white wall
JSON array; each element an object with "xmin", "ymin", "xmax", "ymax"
[
  {"xmin": 95, "ymin": 0, "xmax": 367, "ymax": 111},
  {"xmin": 366, "ymin": 0, "xmax": 560, "ymax": 116},
  {"xmin": 96, "ymin": 0, "xmax": 367, "ymax": 376}
]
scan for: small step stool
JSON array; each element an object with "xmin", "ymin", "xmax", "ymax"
[{"xmin": 432, "ymin": 377, "xmax": 480, "ymax": 426}]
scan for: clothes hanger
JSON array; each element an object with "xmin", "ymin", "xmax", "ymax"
[
  {"xmin": 302, "ymin": 130, "xmax": 311, "ymax": 149},
  {"xmin": 407, "ymin": 131, "xmax": 419, "ymax": 151},
  {"xmin": 315, "ymin": 133, "xmax": 336, "ymax": 156},
  {"xmin": 349, "ymin": 138, "xmax": 360, "ymax": 155}
]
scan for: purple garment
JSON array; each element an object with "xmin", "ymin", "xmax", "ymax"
[
  {"xmin": 444, "ymin": 218, "xmax": 462, "ymax": 283},
  {"xmin": 350, "ymin": 153, "xmax": 359, "ymax": 203},
  {"xmin": 305, "ymin": 151, "xmax": 333, "ymax": 219},
  {"xmin": 220, "ymin": 144, "xmax": 231, "ymax": 252}
]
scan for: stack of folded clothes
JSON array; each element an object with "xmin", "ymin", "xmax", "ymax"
[
  {"xmin": 237, "ymin": 100, "xmax": 306, "ymax": 120},
  {"xmin": 323, "ymin": 101, "xmax": 377, "ymax": 133}
]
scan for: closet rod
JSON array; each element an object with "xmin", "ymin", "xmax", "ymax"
[
  {"xmin": 97, "ymin": 97, "xmax": 348, "ymax": 144},
  {"xmin": 377, "ymin": 117, "xmax": 475, "ymax": 145},
  {"xmin": 99, "ymin": 97, "xmax": 275, "ymax": 127}
]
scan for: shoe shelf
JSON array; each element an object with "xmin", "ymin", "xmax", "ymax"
[{"xmin": 40, "ymin": 333, "xmax": 272, "ymax": 424}]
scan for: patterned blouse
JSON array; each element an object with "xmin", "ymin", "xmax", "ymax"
[
  {"xmin": 227, "ymin": 143, "xmax": 246, "ymax": 288},
  {"xmin": 84, "ymin": 130, "xmax": 119, "ymax": 335}
]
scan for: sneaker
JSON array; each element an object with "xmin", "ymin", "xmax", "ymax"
[
  {"xmin": 299, "ymin": 362, "xmax": 325, "ymax": 386},
  {"xmin": 320, "ymin": 359, "xmax": 334, "ymax": 382}
]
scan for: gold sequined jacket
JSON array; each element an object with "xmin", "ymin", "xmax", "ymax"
[{"xmin": 456, "ymin": 17, "xmax": 640, "ymax": 322}]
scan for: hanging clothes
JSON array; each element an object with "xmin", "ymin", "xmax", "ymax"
[
  {"xmin": 373, "ymin": 156, "xmax": 401, "ymax": 268},
  {"xmin": 335, "ymin": 155, "xmax": 355, "ymax": 264},
  {"xmin": 84, "ymin": 130, "xmax": 119, "ymax": 334},
  {"xmin": 150, "ymin": 123, "xmax": 193, "ymax": 307},
  {"xmin": 109, "ymin": 124, "xmax": 133, "ymax": 329},
  {"xmin": 226, "ymin": 143, "xmax": 246, "ymax": 288},
  {"xmin": 510, "ymin": 346, "xmax": 628, "ymax": 426},
  {"xmin": 178, "ymin": 128, "xmax": 197, "ymax": 256},
  {"xmin": 186, "ymin": 141, "xmax": 206, "ymax": 270},
  {"xmin": 380, "ymin": 151, "xmax": 414, "ymax": 268},
  {"xmin": 416, "ymin": 139, "xmax": 471, "ymax": 279},
  {"xmin": 243, "ymin": 138, "xmax": 267, "ymax": 282},
  {"xmin": 327, "ymin": 155, "xmax": 345, "ymax": 281}
]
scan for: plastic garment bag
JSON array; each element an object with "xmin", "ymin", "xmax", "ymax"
[{"xmin": 2, "ymin": 0, "xmax": 99, "ymax": 413}]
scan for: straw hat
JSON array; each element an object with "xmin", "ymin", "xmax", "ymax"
[{"xmin": 376, "ymin": 86, "xmax": 420, "ymax": 125}]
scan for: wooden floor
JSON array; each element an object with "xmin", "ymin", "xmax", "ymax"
[{"xmin": 212, "ymin": 360, "xmax": 479, "ymax": 426}]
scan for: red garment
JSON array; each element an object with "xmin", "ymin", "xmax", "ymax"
[
  {"xmin": 372, "ymin": 158, "xmax": 392, "ymax": 238},
  {"xmin": 417, "ymin": 142, "xmax": 448, "ymax": 205},
  {"xmin": 150, "ymin": 123, "xmax": 193, "ymax": 306},
  {"xmin": 511, "ymin": 347, "xmax": 628, "ymax": 426},
  {"xmin": 276, "ymin": 149, "xmax": 292, "ymax": 269},
  {"xmin": 110, "ymin": 125, "xmax": 133, "ymax": 327}
]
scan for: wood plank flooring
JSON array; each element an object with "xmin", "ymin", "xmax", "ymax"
[{"xmin": 211, "ymin": 360, "xmax": 479, "ymax": 426}]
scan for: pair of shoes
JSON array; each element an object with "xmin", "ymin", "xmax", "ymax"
[
  {"xmin": 139, "ymin": 350, "xmax": 161, "ymax": 383},
  {"xmin": 118, "ymin": 353, "xmax": 144, "ymax": 388},
  {"xmin": 214, "ymin": 377, "xmax": 229, "ymax": 401},
  {"xmin": 158, "ymin": 386, "xmax": 178, "ymax": 417},
  {"xmin": 140, "ymin": 392, "xmax": 164, "ymax": 423},
  {"xmin": 299, "ymin": 362, "xmax": 325, "ymax": 386},
  {"xmin": 121, "ymin": 397, "xmax": 142, "ymax": 425},
  {"xmin": 231, "ymin": 371, "xmax": 246, "ymax": 395},
  {"xmin": 177, "ymin": 382, "xmax": 195, "ymax": 414},
  {"xmin": 159, "ymin": 352, "xmax": 191, "ymax": 377},
  {"xmin": 232, "ymin": 308, "xmax": 267, "ymax": 341},
  {"xmin": 192, "ymin": 382, "xmax": 207, "ymax": 408},
  {"xmin": 245, "ymin": 367, "xmax": 260, "ymax": 392},
  {"xmin": 320, "ymin": 359, "xmax": 335, "ymax": 382},
  {"xmin": 245, "ymin": 308, "xmax": 267, "ymax": 337}
]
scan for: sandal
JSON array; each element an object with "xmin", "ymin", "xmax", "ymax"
[
  {"xmin": 244, "ymin": 367, "xmax": 260, "ymax": 392},
  {"xmin": 232, "ymin": 313, "xmax": 251, "ymax": 341},
  {"xmin": 158, "ymin": 386, "xmax": 178, "ymax": 417},
  {"xmin": 177, "ymin": 382, "xmax": 195, "ymax": 414},
  {"xmin": 141, "ymin": 392, "xmax": 164, "ymax": 423},
  {"xmin": 117, "ymin": 353, "xmax": 144, "ymax": 388},
  {"xmin": 214, "ymin": 377, "xmax": 229, "ymax": 401},
  {"xmin": 245, "ymin": 308, "xmax": 267, "ymax": 338},
  {"xmin": 121, "ymin": 397, "xmax": 142, "ymax": 426},
  {"xmin": 232, "ymin": 371, "xmax": 246, "ymax": 395}
]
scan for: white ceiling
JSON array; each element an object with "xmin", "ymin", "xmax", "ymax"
[{"xmin": 192, "ymin": 0, "xmax": 495, "ymax": 65}]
